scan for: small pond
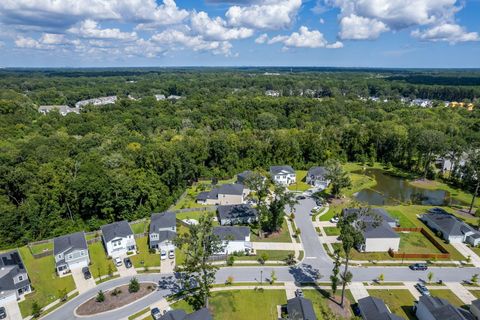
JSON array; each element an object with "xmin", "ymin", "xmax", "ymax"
[{"xmin": 353, "ymin": 168, "xmax": 461, "ymax": 206}]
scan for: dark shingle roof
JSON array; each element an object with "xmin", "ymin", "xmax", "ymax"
[
  {"xmin": 343, "ymin": 208, "xmax": 396, "ymax": 225},
  {"xmin": 217, "ymin": 183, "xmax": 244, "ymax": 195},
  {"xmin": 358, "ymin": 297, "xmax": 404, "ymax": 320},
  {"xmin": 213, "ymin": 226, "xmax": 250, "ymax": 241},
  {"xmin": 342, "ymin": 208, "xmax": 399, "ymax": 239},
  {"xmin": 421, "ymin": 208, "xmax": 475, "ymax": 237},
  {"xmin": 101, "ymin": 221, "xmax": 133, "ymax": 243},
  {"xmin": 0, "ymin": 250, "xmax": 30, "ymax": 295},
  {"xmin": 150, "ymin": 212, "xmax": 176, "ymax": 233},
  {"xmin": 160, "ymin": 308, "xmax": 212, "ymax": 320},
  {"xmin": 237, "ymin": 170, "xmax": 254, "ymax": 184},
  {"xmin": 307, "ymin": 166, "xmax": 328, "ymax": 179},
  {"xmin": 270, "ymin": 165, "xmax": 295, "ymax": 176},
  {"xmin": 418, "ymin": 295, "xmax": 472, "ymax": 320},
  {"xmin": 217, "ymin": 204, "xmax": 257, "ymax": 222},
  {"xmin": 53, "ymin": 231, "xmax": 87, "ymax": 255},
  {"xmin": 287, "ymin": 297, "xmax": 317, "ymax": 320}
]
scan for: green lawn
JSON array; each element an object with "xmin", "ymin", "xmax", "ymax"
[
  {"xmin": 172, "ymin": 289, "xmax": 287, "ymax": 320},
  {"xmin": 128, "ymin": 307, "xmax": 150, "ymax": 320},
  {"xmin": 368, "ymin": 289, "xmax": 416, "ymax": 320},
  {"xmin": 131, "ymin": 221, "xmax": 147, "ymax": 234},
  {"xmin": 468, "ymin": 290, "xmax": 480, "ymax": 299},
  {"xmin": 287, "ymin": 170, "xmax": 311, "ymax": 192},
  {"xmin": 345, "ymin": 172, "xmax": 377, "ymax": 197},
  {"xmin": 235, "ymin": 250, "xmax": 294, "ymax": 262},
  {"xmin": 398, "ymin": 231, "xmax": 443, "ymax": 254},
  {"xmin": 18, "ymin": 246, "xmax": 76, "ymax": 317},
  {"xmin": 323, "ymin": 226, "xmax": 340, "ymax": 236},
  {"xmin": 175, "ymin": 224, "xmax": 190, "ymax": 265},
  {"xmin": 131, "ymin": 236, "xmax": 160, "ymax": 268},
  {"xmin": 88, "ymin": 241, "xmax": 115, "ymax": 279},
  {"xmin": 176, "ymin": 210, "xmax": 216, "ymax": 221},
  {"xmin": 251, "ymin": 220, "xmax": 292, "ymax": 243},
  {"xmin": 29, "ymin": 242, "xmax": 53, "ymax": 255},
  {"xmin": 430, "ymin": 289, "xmax": 466, "ymax": 308}
]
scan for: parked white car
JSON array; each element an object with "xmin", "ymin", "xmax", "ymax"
[
  {"xmin": 169, "ymin": 250, "xmax": 175, "ymax": 259},
  {"xmin": 330, "ymin": 216, "xmax": 339, "ymax": 223},
  {"xmin": 114, "ymin": 257, "xmax": 122, "ymax": 267},
  {"xmin": 161, "ymin": 250, "xmax": 167, "ymax": 260}
]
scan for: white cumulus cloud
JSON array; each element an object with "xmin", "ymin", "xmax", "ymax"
[
  {"xmin": 412, "ymin": 23, "xmax": 479, "ymax": 43},
  {"xmin": 190, "ymin": 11, "xmax": 253, "ymax": 41},
  {"xmin": 339, "ymin": 14, "xmax": 389, "ymax": 40},
  {"xmin": 265, "ymin": 26, "xmax": 343, "ymax": 49},
  {"xmin": 68, "ymin": 20, "xmax": 137, "ymax": 41},
  {"xmin": 226, "ymin": 0, "xmax": 302, "ymax": 30}
]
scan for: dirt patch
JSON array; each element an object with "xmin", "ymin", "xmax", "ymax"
[
  {"xmin": 76, "ymin": 282, "xmax": 156, "ymax": 316},
  {"xmin": 326, "ymin": 295, "xmax": 353, "ymax": 318},
  {"xmin": 329, "ymin": 197, "xmax": 351, "ymax": 206}
]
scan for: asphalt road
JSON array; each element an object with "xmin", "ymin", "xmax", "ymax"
[{"xmin": 43, "ymin": 197, "xmax": 480, "ymax": 320}]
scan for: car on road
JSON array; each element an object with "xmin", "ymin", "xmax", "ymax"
[
  {"xmin": 114, "ymin": 257, "xmax": 122, "ymax": 267},
  {"xmin": 161, "ymin": 250, "xmax": 167, "ymax": 260},
  {"xmin": 0, "ymin": 307, "xmax": 6, "ymax": 320},
  {"xmin": 169, "ymin": 250, "xmax": 175, "ymax": 259},
  {"xmin": 415, "ymin": 283, "xmax": 430, "ymax": 296},
  {"xmin": 295, "ymin": 289, "xmax": 304, "ymax": 297},
  {"xmin": 151, "ymin": 307, "xmax": 161, "ymax": 320},
  {"xmin": 409, "ymin": 263, "xmax": 428, "ymax": 271},
  {"xmin": 313, "ymin": 206, "xmax": 322, "ymax": 211},
  {"xmin": 296, "ymin": 195, "xmax": 306, "ymax": 200},
  {"xmin": 82, "ymin": 267, "xmax": 92, "ymax": 280},
  {"xmin": 330, "ymin": 216, "xmax": 339, "ymax": 223},
  {"xmin": 124, "ymin": 257, "xmax": 133, "ymax": 268}
]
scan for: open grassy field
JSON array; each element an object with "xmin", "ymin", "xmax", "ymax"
[
  {"xmin": 18, "ymin": 246, "xmax": 76, "ymax": 317},
  {"xmin": 368, "ymin": 289, "xmax": 416, "ymax": 320},
  {"xmin": 398, "ymin": 231, "xmax": 443, "ymax": 254},
  {"xmin": 131, "ymin": 221, "xmax": 147, "ymax": 234},
  {"xmin": 323, "ymin": 226, "xmax": 340, "ymax": 236},
  {"xmin": 303, "ymin": 288, "xmax": 354, "ymax": 319},
  {"xmin": 251, "ymin": 219, "xmax": 292, "ymax": 243},
  {"xmin": 172, "ymin": 289, "xmax": 287, "ymax": 320},
  {"xmin": 29, "ymin": 242, "xmax": 53, "ymax": 255},
  {"xmin": 130, "ymin": 236, "xmax": 160, "ymax": 268},
  {"xmin": 88, "ymin": 241, "xmax": 115, "ymax": 279},
  {"xmin": 287, "ymin": 170, "xmax": 311, "ymax": 192}
]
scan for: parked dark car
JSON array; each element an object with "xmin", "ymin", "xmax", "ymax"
[
  {"xmin": 351, "ymin": 304, "xmax": 361, "ymax": 316},
  {"xmin": 82, "ymin": 267, "xmax": 92, "ymax": 280},
  {"xmin": 409, "ymin": 263, "xmax": 428, "ymax": 271},
  {"xmin": 415, "ymin": 283, "xmax": 430, "ymax": 296},
  {"xmin": 124, "ymin": 257, "xmax": 133, "ymax": 268},
  {"xmin": 0, "ymin": 307, "xmax": 6, "ymax": 319},
  {"xmin": 297, "ymin": 195, "xmax": 306, "ymax": 200},
  {"xmin": 151, "ymin": 307, "xmax": 161, "ymax": 320}
]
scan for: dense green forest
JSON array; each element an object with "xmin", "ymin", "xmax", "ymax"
[{"xmin": 0, "ymin": 68, "xmax": 479, "ymax": 248}]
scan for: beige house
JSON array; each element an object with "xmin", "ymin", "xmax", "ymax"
[{"xmin": 196, "ymin": 183, "xmax": 248, "ymax": 206}]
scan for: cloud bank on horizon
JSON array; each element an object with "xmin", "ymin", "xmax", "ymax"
[{"xmin": 0, "ymin": 0, "xmax": 478, "ymax": 66}]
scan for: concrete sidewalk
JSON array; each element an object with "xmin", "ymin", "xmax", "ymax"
[
  {"xmin": 445, "ymin": 282, "xmax": 477, "ymax": 304},
  {"xmin": 452, "ymin": 243, "xmax": 480, "ymax": 266}
]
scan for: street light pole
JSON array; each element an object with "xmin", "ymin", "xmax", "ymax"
[{"xmin": 260, "ymin": 270, "xmax": 263, "ymax": 285}]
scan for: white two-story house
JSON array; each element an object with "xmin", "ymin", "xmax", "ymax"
[
  {"xmin": 0, "ymin": 250, "xmax": 31, "ymax": 304},
  {"xmin": 270, "ymin": 166, "xmax": 296, "ymax": 186},
  {"xmin": 149, "ymin": 211, "xmax": 177, "ymax": 253},
  {"xmin": 213, "ymin": 226, "xmax": 252, "ymax": 255},
  {"xmin": 101, "ymin": 221, "xmax": 136, "ymax": 258},
  {"xmin": 54, "ymin": 231, "xmax": 90, "ymax": 275}
]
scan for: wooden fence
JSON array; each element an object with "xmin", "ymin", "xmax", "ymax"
[{"xmin": 390, "ymin": 227, "xmax": 450, "ymax": 259}]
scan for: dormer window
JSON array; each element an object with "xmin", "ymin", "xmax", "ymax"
[{"xmin": 18, "ymin": 275, "xmax": 23, "ymax": 281}]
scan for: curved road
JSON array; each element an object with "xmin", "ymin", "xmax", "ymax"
[{"xmin": 43, "ymin": 197, "xmax": 480, "ymax": 320}]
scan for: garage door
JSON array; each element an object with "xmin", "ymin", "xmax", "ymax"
[{"xmin": 68, "ymin": 259, "xmax": 88, "ymax": 270}]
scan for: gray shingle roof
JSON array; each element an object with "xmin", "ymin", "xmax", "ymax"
[
  {"xmin": 237, "ymin": 170, "xmax": 254, "ymax": 184},
  {"xmin": 0, "ymin": 250, "xmax": 30, "ymax": 296},
  {"xmin": 53, "ymin": 231, "xmax": 87, "ymax": 255},
  {"xmin": 287, "ymin": 297, "xmax": 317, "ymax": 320},
  {"xmin": 101, "ymin": 221, "xmax": 133, "ymax": 243},
  {"xmin": 217, "ymin": 204, "xmax": 257, "ymax": 223},
  {"xmin": 358, "ymin": 297, "xmax": 404, "ymax": 320},
  {"xmin": 160, "ymin": 308, "xmax": 212, "ymax": 320},
  {"xmin": 421, "ymin": 208, "xmax": 475, "ymax": 237},
  {"xmin": 217, "ymin": 183, "xmax": 244, "ymax": 195},
  {"xmin": 418, "ymin": 295, "xmax": 473, "ymax": 320},
  {"xmin": 150, "ymin": 212, "xmax": 176, "ymax": 233},
  {"xmin": 307, "ymin": 166, "xmax": 328, "ymax": 179},
  {"xmin": 342, "ymin": 208, "xmax": 399, "ymax": 239},
  {"xmin": 213, "ymin": 226, "xmax": 250, "ymax": 241},
  {"xmin": 270, "ymin": 165, "xmax": 295, "ymax": 176}
]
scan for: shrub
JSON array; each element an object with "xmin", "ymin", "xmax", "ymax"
[
  {"xmin": 227, "ymin": 256, "xmax": 235, "ymax": 266},
  {"xmin": 225, "ymin": 276, "xmax": 234, "ymax": 285},
  {"xmin": 258, "ymin": 252, "xmax": 269, "ymax": 265},
  {"xmin": 31, "ymin": 301, "xmax": 42, "ymax": 318},
  {"xmin": 110, "ymin": 288, "xmax": 121, "ymax": 296},
  {"xmin": 58, "ymin": 288, "xmax": 68, "ymax": 302},
  {"xmin": 96, "ymin": 290, "xmax": 105, "ymax": 302},
  {"xmin": 129, "ymin": 277, "xmax": 140, "ymax": 293}
]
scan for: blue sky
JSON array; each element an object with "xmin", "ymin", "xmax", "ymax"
[{"xmin": 0, "ymin": 0, "xmax": 479, "ymax": 68}]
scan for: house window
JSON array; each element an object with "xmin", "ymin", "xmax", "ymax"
[
  {"xmin": 80, "ymin": 251, "xmax": 85, "ymax": 256},
  {"xmin": 18, "ymin": 275, "xmax": 23, "ymax": 281},
  {"xmin": 68, "ymin": 254, "xmax": 72, "ymax": 259},
  {"xmin": 58, "ymin": 255, "xmax": 62, "ymax": 259}
]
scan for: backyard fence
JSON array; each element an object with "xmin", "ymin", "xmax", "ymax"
[
  {"xmin": 390, "ymin": 227, "xmax": 451, "ymax": 259},
  {"xmin": 171, "ymin": 206, "xmax": 217, "ymax": 214}
]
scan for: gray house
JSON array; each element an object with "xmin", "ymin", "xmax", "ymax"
[
  {"xmin": 306, "ymin": 166, "xmax": 330, "ymax": 189},
  {"xmin": 159, "ymin": 308, "xmax": 212, "ymax": 320},
  {"xmin": 196, "ymin": 183, "xmax": 247, "ymax": 206},
  {"xmin": 213, "ymin": 226, "xmax": 252, "ymax": 255},
  {"xmin": 270, "ymin": 166, "xmax": 296, "ymax": 185},
  {"xmin": 217, "ymin": 204, "xmax": 258, "ymax": 226},
  {"xmin": 101, "ymin": 221, "xmax": 136, "ymax": 258},
  {"xmin": 420, "ymin": 208, "xmax": 480, "ymax": 245},
  {"xmin": 0, "ymin": 250, "xmax": 31, "ymax": 303},
  {"xmin": 358, "ymin": 296, "xmax": 403, "ymax": 320},
  {"xmin": 149, "ymin": 211, "xmax": 177, "ymax": 252},
  {"xmin": 286, "ymin": 297, "xmax": 317, "ymax": 320},
  {"xmin": 342, "ymin": 208, "xmax": 400, "ymax": 252},
  {"xmin": 470, "ymin": 299, "xmax": 480, "ymax": 320},
  {"xmin": 54, "ymin": 231, "xmax": 90, "ymax": 275},
  {"xmin": 415, "ymin": 295, "xmax": 474, "ymax": 320}
]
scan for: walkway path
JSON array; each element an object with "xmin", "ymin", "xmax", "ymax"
[
  {"xmin": 445, "ymin": 282, "xmax": 477, "ymax": 304},
  {"xmin": 452, "ymin": 243, "xmax": 480, "ymax": 266},
  {"xmin": 348, "ymin": 282, "xmax": 369, "ymax": 302}
]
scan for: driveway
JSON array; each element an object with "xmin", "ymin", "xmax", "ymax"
[
  {"xmin": 71, "ymin": 268, "xmax": 96, "ymax": 294},
  {"xmin": 452, "ymin": 243, "xmax": 480, "ymax": 266},
  {"xmin": 160, "ymin": 257, "xmax": 175, "ymax": 274},
  {"xmin": 0, "ymin": 299, "xmax": 21, "ymax": 320},
  {"xmin": 116, "ymin": 258, "xmax": 137, "ymax": 277}
]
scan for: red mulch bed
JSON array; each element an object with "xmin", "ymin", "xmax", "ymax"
[
  {"xmin": 76, "ymin": 282, "xmax": 156, "ymax": 316},
  {"xmin": 327, "ymin": 295, "xmax": 353, "ymax": 318}
]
